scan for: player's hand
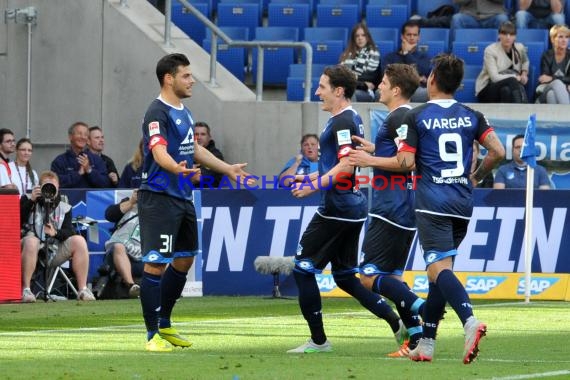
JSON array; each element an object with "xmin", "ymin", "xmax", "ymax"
[
  {"xmin": 348, "ymin": 149, "xmax": 372, "ymax": 168},
  {"xmin": 191, "ymin": 167, "xmax": 202, "ymax": 184},
  {"xmin": 469, "ymin": 174, "xmax": 479, "ymax": 188},
  {"xmin": 176, "ymin": 160, "xmax": 198, "ymax": 177},
  {"xmin": 352, "ymin": 135, "xmax": 374, "ymax": 153},
  {"xmin": 228, "ymin": 163, "xmax": 256, "ymax": 186},
  {"xmin": 291, "ymin": 180, "xmax": 317, "ymax": 198}
]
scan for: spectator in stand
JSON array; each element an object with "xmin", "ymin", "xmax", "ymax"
[
  {"xmin": 119, "ymin": 139, "xmax": 143, "ymax": 188},
  {"xmin": 88, "ymin": 126, "xmax": 119, "ymax": 187},
  {"xmin": 516, "ymin": 0, "xmax": 565, "ymax": 29},
  {"xmin": 340, "ymin": 22, "xmax": 382, "ymax": 102},
  {"xmin": 9, "ymin": 138, "xmax": 39, "ymax": 196},
  {"xmin": 278, "ymin": 133, "xmax": 319, "ymax": 188},
  {"xmin": 50, "ymin": 121, "xmax": 110, "ymax": 188},
  {"xmin": 536, "ymin": 24, "xmax": 570, "ymax": 104},
  {"xmin": 20, "ymin": 170, "xmax": 95, "ymax": 303},
  {"xmin": 0, "ymin": 128, "xmax": 17, "ymax": 189},
  {"xmin": 494, "ymin": 134, "xmax": 551, "ymax": 189},
  {"xmin": 382, "ymin": 20, "xmax": 431, "ymax": 103},
  {"xmin": 476, "ymin": 21, "xmax": 530, "ymax": 103},
  {"xmin": 103, "ymin": 189, "xmax": 142, "ymax": 298},
  {"xmin": 193, "ymin": 121, "xmax": 225, "ymax": 187},
  {"xmin": 451, "ymin": 0, "xmax": 509, "ymax": 29}
]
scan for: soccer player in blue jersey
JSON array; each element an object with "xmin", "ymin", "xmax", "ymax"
[
  {"xmin": 287, "ymin": 65, "xmax": 406, "ymax": 354},
  {"xmin": 397, "ymin": 54, "xmax": 505, "ymax": 364},
  {"xmin": 348, "ymin": 63, "xmax": 425, "ymax": 357},
  {"xmin": 139, "ymin": 53, "xmax": 254, "ymax": 352}
]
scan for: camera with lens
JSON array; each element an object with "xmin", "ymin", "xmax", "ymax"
[{"xmin": 40, "ymin": 182, "xmax": 57, "ymax": 203}]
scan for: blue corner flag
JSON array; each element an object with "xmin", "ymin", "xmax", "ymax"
[{"xmin": 520, "ymin": 113, "xmax": 537, "ymax": 169}]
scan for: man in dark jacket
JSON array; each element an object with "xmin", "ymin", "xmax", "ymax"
[{"xmin": 194, "ymin": 121, "xmax": 225, "ymax": 187}]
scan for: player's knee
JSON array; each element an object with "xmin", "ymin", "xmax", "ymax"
[{"xmin": 359, "ymin": 275, "xmax": 374, "ymax": 290}]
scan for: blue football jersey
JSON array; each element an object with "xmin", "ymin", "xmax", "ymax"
[
  {"xmin": 370, "ymin": 105, "xmax": 415, "ymax": 229},
  {"xmin": 398, "ymin": 99, "xmax": 493, "ymax": 217},
  {"xmin": 317, "ymin": 107, "xmax": 367, "ymax": 221},
  {"xmin": 140, "ymin": 97, "xmax": 196, "ymax": 200}
]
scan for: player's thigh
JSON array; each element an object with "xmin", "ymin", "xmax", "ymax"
[
  {"xmin": 415, "ymin": 212, "xmax": 456, "ymax": 252},
  {"xmin": 452, "ymin": 217, "xmax": 469, "ymax": 248},
  {"xmin": 360, "ymin": 217, "xmax": 415, "ymax": 275},
  {"xmin": 173, "ymin": 201, "xmax": 199, "ymax": 256},
  {"xmin": 298, "ymin": 215, "xmax": 347, "ymax": 271},
  {"xmin": 330, "ymin": 220, "xmax": 365, "ymax": 273}
]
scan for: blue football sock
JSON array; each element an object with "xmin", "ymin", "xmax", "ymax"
[
  {"xmin": 335, "ymin": 274, "xmax": 400, "ymax": 332},
  {"xmin": 141, "ymin": 271, "xmax": 162, "ymax": 339},
  {"xmin": 159, "ymin": 265, "xmax": 188, "ymax": 326},
  {"xmin": 423, "ymin": 282, "xmax": 447, "ymax": 340},
  {"xmin": 293, "ymin": 270, "xmax": 326, "ymax": 344},
  {"xmin": 436, "ymin": 269, "xmax": 473, "ymax": 325},
  {"xmin": 374, "ymin": 276, "xmax": 424, "ymax": 330}
]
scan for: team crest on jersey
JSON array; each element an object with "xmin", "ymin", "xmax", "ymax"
[
  {"xmin": 336, "ymin": 129, "xmax": 351, "ymax": 145},
  {"xmin": 148, "ymin": 121, "xmax": 160, "ymax": 136},
  {"xmin": 396, "ymin": 124, "xmax": 408, "ymax": 139}
]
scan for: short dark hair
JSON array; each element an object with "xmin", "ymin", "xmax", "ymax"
[
  {"xmin": 323, "ymin": 65, "xmax": 357, "ymax": 100},
  {"xmin": 300, "ymin": 134, "xmax": 319, "ymax": 146},
  {"xmin": 499, "ymin": 21, "xmax": 516, "ymax": 35},
  {"xmin": 512, "ymin": 134, "xmax": 525, "ymax": 146},
  {"xmin": 89, "ymin": 126, "xmax": 102, "ymax": 133},
  {"xmin": 156, "ymin": 53, "xmax": 191, "ymax": 86},
  {"xmin": 401, "ymin": 20, "xmax": 421, "ymax": 35},
  {"xmin": 0, "ymin": 128, "xmax": 14, "ymax": 144},
  {"xmin": 430, "ymin": 53, "xmax": 464, "ymax": 95},
  {"xmin": 194, "ymin": 121, "xmax": 211, "ymax": 135},
  {"xmin": 383, "ymin": 63, "xmax": 420, "ymax": 100},
  {"xmin": 67, "ymin": 122, "xmax": 88, "ymax": 136}
]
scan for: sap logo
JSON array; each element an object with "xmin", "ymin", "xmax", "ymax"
[
  {"xmin": 465, "ymin": 276, "xmax": 506, "ymax": 294},
  {"xmin": 517, "ymin": 278, "xmax": 559, "ymax": 295},
  {"xmin": 412, "ymin": 276, "xmax": 429, "ymax": 293},
  {"xmin": 316, "ymin": 274, "xmax": 337, "ymax": 292}
]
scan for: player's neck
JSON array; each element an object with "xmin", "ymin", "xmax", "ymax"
[
  {"xmin": 331, "ymin": 99, "xmax": 351, "ymax": 115},
  {"xmin": 387, "ymin": 97, "xmax": 410, "ymax": 112},
  {"xmin": 159, "ymin": 90, "xmax": 183, "ymax": 109}
]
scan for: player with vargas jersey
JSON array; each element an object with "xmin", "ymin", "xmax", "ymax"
[
  {"xmin": 397, "ymin": 54, "xmax": 505, "ymax": 364},
  {"xmin": 288, "ymin": 65, "xmax": 407, "ymax": 354},
  {"xmin": 139, "ymin": 53, "xmax": 254, "ymax": 352},
  {"xmin": 348, "ymin": 64, "xmax": 425, "ymax": 357}
]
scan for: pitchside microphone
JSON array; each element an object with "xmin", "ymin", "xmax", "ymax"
[{"xmin": 253, "ymin": 256, "xmax": 295, "ymax": 299}]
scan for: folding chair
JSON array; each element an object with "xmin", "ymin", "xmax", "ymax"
[{"xmin": 33, "ymin": 246, "xmax": 78, "ymax": 301}]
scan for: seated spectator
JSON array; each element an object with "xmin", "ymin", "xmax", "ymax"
[
  {"xmin": 102, "ymin": 189, "xmax": 142, "ymax": 298},
  {"xmin": 494, "ymin": 134, "xmax": 551, "ymax": 189},
  {"xmin": 0, "ymin": 128, "xmax": 17, "ymax": 190},
  {"xmin": 471, "ymin": 141, "xmax": 494, "ymax": 188},
  {"xmin": 194, "ymin": 121, "xmax": 224, "ymax": 187},
  {"xmin": 476, "ymin": 22, "xmax": 530, "ymax": 103},
  {"xmin": 451, "ymin": 0, "xmax": 509, "ymax": 29},
  {"xmin": 382, "ymin": 20, "xmax": 430, "ymax": 103},
  {"xmin": 88, "ymin": 126, "xmax": 119, "ymax": 187},
  {"xmin": 119, "ymin": 139, "xmax": 143, "ymax": 188},
  {"xmin": 278, "ymin": 133, "xmax": 319, "ymax": 188},
  {"xmin": 536, "ymin": 24, "xmax": 570, "ymax": 104},
  {"xmin": 51, "ymin": 121, "xmax": 110, "ymax": 188},
  {"xmin": 9, "ymin": 138, "xmax": 39, "ymax": 196},
  {"xmin": 340, "ymin": 22, "xmax": 382, "ymax": 102},
  {"xmin": 20, "ymin": 170, "xmax": 95, "ymax": 302},
  {"xmin": 515, "ymin": 0, "xmax": 565, "ymax": 29}
]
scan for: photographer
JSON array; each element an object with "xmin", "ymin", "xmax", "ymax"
[
  {"xmin": 98, "ymin": 189, "xmax": 142, "ymax": 298},
  {"xmin": 20, "ymin": 171, "xmax": 95, "ymax": 302}
]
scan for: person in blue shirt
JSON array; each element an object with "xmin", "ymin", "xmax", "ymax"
[
  {"xmin": 348, "ymin": 63, "xmax": 425, "ymax": 357},
  {"xmin": 119, "ymin": 139, "xmax": 143, "ymax": 189},
  {"xmin": 278, "ymin": 134, "xmax": 319, "ymax": 188},
  {"xmin": 50, "ymin": 122, "xmax": 110, "ymax": 188},
  {"xmin": 397, "ymin": 53, "xmax": 505, "ymax": 364},
  {"xmin": 138, "ymin": 53, "xmax": 254, "ymax": 352},
  {"xmin": 493, "ymin": 134, "xmax": 551, "ymax": 189},
  {"xmin": 287, "ymin": 65, "xmax": 406, "ymax": 354}
]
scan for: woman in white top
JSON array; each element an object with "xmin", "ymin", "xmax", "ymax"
[{"xmin": 9, "ymin": 138, "xmax": 38, "ymax": 196}]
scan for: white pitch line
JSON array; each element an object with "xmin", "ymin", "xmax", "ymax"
[{"xmin": 477, "ymin": 370, "xmax": 570, "ymax": 380}]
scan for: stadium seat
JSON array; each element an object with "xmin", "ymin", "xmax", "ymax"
[
  {"xmin": 217, "ymin": 2, "xmax": 261, "ymax": 40},
  {"xmin": 252, "ymin": 27, "xmax": 300, "ymax": 85},
  {"xmin": 303, "ymin": 27, "xmax": 348, "ymax": 46},
  {"xmin": 319, "ymin": 0, "xmax": 363, "ymax": 18},
  {"xmin": 452, "ymin": 41, "xmax": 489, "ymax": 65},
  {"xmin": 366, "ymin": 3, "xmax": 409, "ymax": 29},
  {"xmin": 455, "ymin": 78, "xmax": 477, "ymax": 103},
  {"xmin": 316, "ymin": 4, "xmax": 360, "ymax": 29},
  {"xmin": 522, "ymin": 42, "xmax": 545, "ymax": 80},
  {"xmin": 551, "ymin": 172, "xmax": 570, "ymax": 189},
  {"xmin": 453, "ymin": 28, "xmax": 497, "ymax": 43},
  {"xmin": 417, "ymin": 40, "xmax": 445, "ymax": 58},
  {"xmin": 171, "ymin": 2, "xmax": 210, "ymax": 44},
  {"xmin": 368, "ymin": 27, "xmax": 399, "ymax": 45},
  {"xmin": 376, "ymin": 40, "xmax": 396, "ymax": 58},
  {"xmin": 203, "ymin": 27, "xmax": 249, "ymax": 81},
  {"xmin": 416, "ymin": 0, "xmax": 453, "ymax": 17},
  {"xmin": 517, "ymin": 29, "xmax": 549, "ymax": 50},
  {"xmin": 463, "ymin": 64, "xmax": 482, "ymax": 79},
  {"xmin": 420, "ymin": 28, "xmax": 450, "ymax": 52},
  {"xmin": 286, "ymin": 64, "xmax": 326, "ymax": 101},
  {"xmin": 267, "ymin": 3, "xmax": 311, "ymax": 37},
  {"xmin": 302, "ymin": 27, "xmax": 348, "ymax": 64}
]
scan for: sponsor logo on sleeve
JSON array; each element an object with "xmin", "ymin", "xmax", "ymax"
[
  {"xmin": 149, "ymin": 121, "xmax": 160, "ymax": 136},
  {"xmin": 396, "ymin": 124, "xmax": 408, "ymax": 140},
  {"xmin": 336, "ymin": 129, "xmax": 352, "ymax": 146}
]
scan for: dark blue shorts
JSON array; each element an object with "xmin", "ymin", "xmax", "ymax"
[{"xmin": 415, "ymin": 212, "xmax": 469, "ymax": 253}]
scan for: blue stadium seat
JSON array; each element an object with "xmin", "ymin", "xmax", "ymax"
[
  {"xmin": 289, "ymin": 63, "xmax": 328, "ymax": 77},
  {"xmin": 368, "ymin": 27, "xmax": 399, "ymax": 45},
  {"xmin": 302, "ymin": 27, "xmax": 348, "ymax": 64},
  {"xmin": 252, "ymin": 27, "xmax": 300, "ymax": 85},
  {"xmin": 217, "ymin": 3, "xmax": 261, "ymax": 40},
  {"xmin": 172, "ymin": 0, "xmax": 214, "ymax": 17},
  {"xmin": 452, "ymin": 41, "xmax": 489, "ymax": 65},
  {"xmin": 522, "ymin": 42, "xmax": 545, "ymax": 80},
  {"xmin": 420, "ymin": 28, "xmax": 450, "ymax": 52},
  {"xmin": 316, "ymin": 4, "xmax": 360, "ymax": 29},
  {"xmin": 551, "ymin": 172, "xmax": 570, "ymax": 189},
  {"xmin": 203, "ymin": 27, "xmax": 249, "ymax": 81},
  {"xmin": 366, "ymin": 3, "xmax": 409, "ymax": 28},
  {"xmin": 416, "ymin": 0, "xmax": 453, "ymax": 17},
  {"xmin": 268, "ymin": 3, "xmax": 311, "ymax": 36},
  {"xmin": 417, "ymin": 40, "xmax": 445, "ymax": 58},
  {"xmin": 455, "ymin": 78, "xmax": 477, "ymax": 103},
  {"xmin": 453, "ymin": 28, "xmax": 497, "ymax": 43},
  {"xmin": 303, "ymin": 27, "xmax": 349, "ymax": 46},
  {"xmin": 271, "ymin": 0, "xmax": 315, "ymax": 16},
  {"xmin": 171, "ymin": 2, "xmax": 210, "ymax": 44},
  {"xmin": 463, "ymin": 64, "xmax": 482, "ymax": 79},
  {"xmin": 376, "ymin": 40, "xmax": 396, "ymax": 58},
  {"xmin": 287, "ymin": 63, "xmax": 328, "ymax": 101},
  {"xmin": 517, "ymin": 29, "xmax": 549, "ymax": 49},
  {"xmin": 320, "ymin": 0, "xmax": 363, "ymax": 18},
  {"xmin": 219, "ymin": 0, "xmax": 264, "ymax": 14}
]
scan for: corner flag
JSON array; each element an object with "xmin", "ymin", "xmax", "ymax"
[{"xmin": 520, "ymin": 113, "xmax": 537, "ymax": 168}]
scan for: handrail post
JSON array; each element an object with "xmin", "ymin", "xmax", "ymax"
[
  {"xmin": 164, "ymin": 0, "xmax": 172, "ymax": 47},
  {"xmin": 256, "ymin": 47, "xmax": 264, "ymax": 101},
  {"xmin": 209, "ymin": 33, "xmax": 218, "ymax": 87},
  {"xmin": 303, "ymin": 42, "xmax": 313, "ymax": 102}
]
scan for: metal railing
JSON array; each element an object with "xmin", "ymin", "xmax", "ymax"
[{"xmin": 161, "ymin": 0, "xmax": 314, "ymax": 101}]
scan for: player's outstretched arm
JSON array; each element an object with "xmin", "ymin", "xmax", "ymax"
[
  {"xmin": 152, "ymin": 144, "xmax": 195, "ymax": 176},
  {"xmin": 291, "ymin": 156, "xmax": 352, "ymax": 198},
  {"xmin": 471, "ymin": 131, "xmax": 505, "ymax": 186},
  {"xmin": 194, "ymin": 144, "xmax": 255, "ymax": 186}
]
